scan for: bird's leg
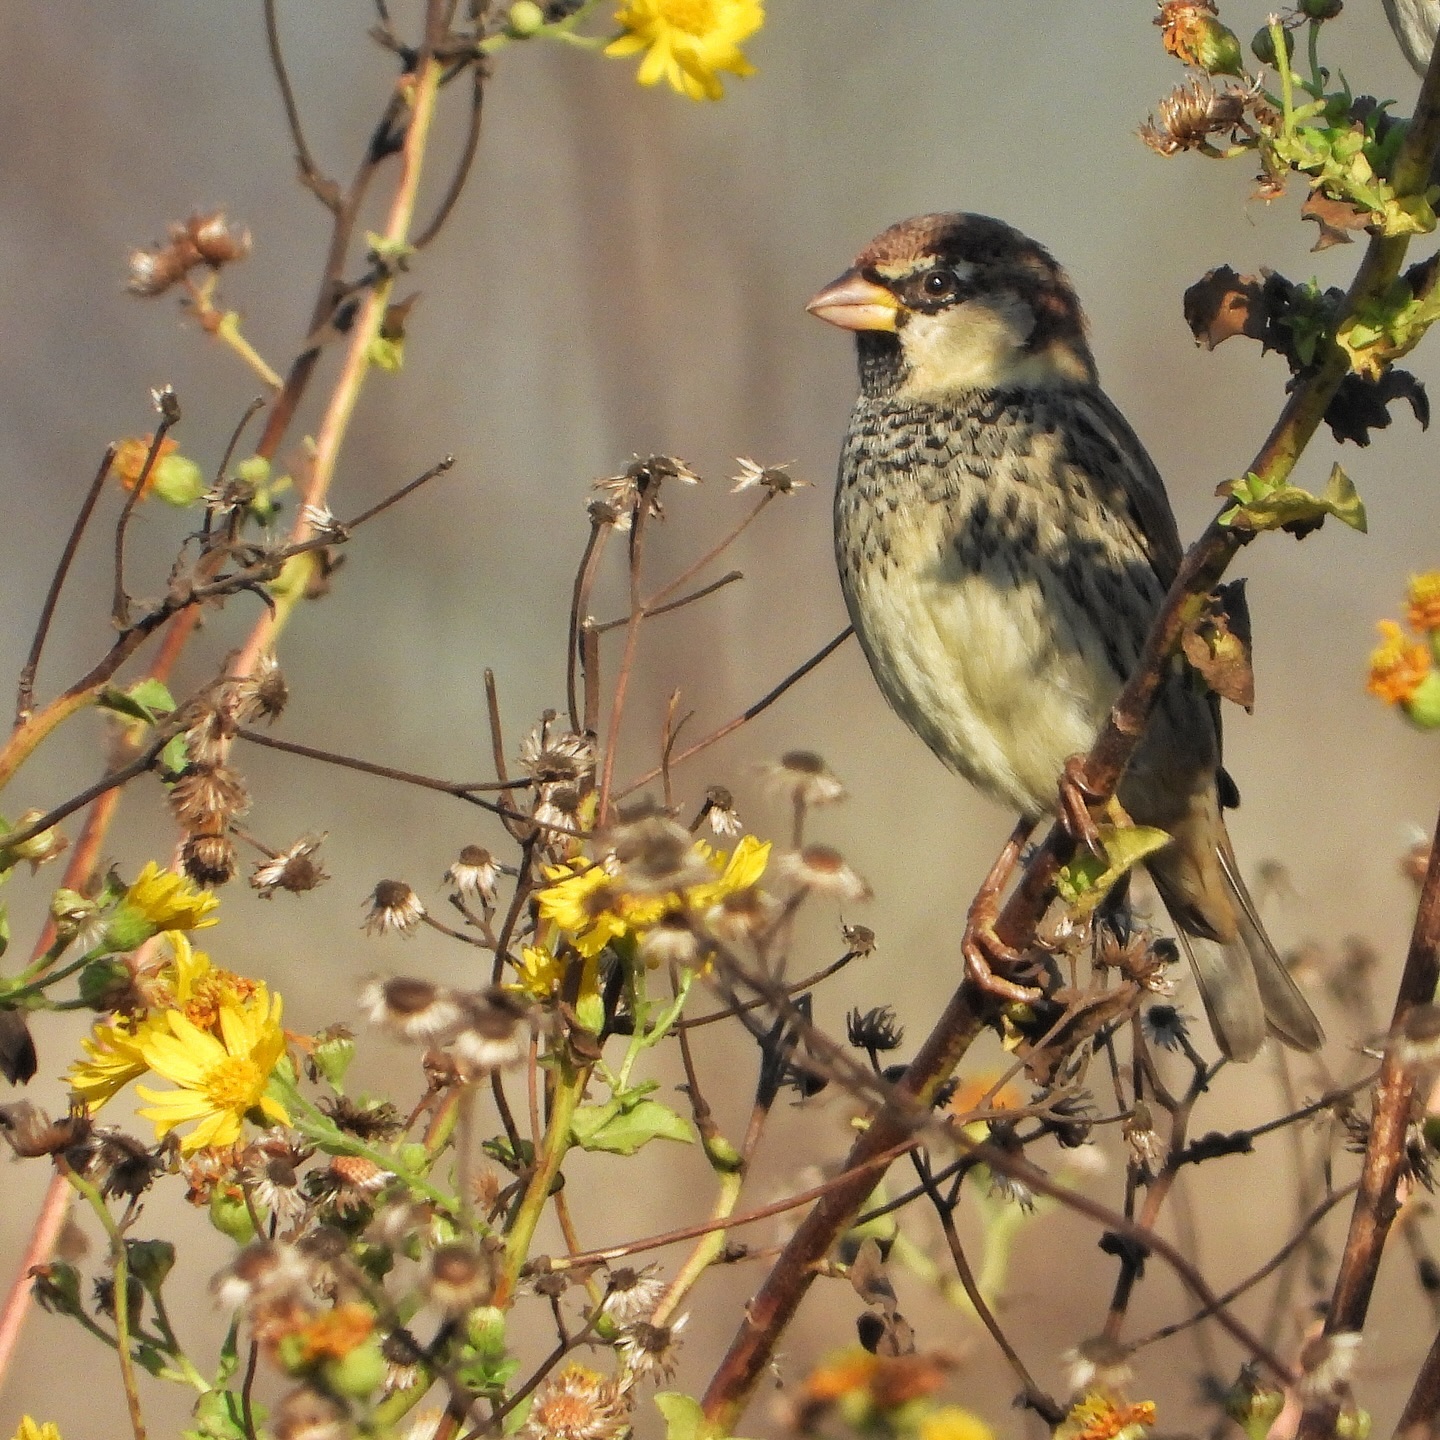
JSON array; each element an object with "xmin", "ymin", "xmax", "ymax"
[
  {"xmin": 1057, "ymin": 756, "xmax": 1105, "ymax": 857},
  {"xmin": 962, "ymin": 816, "xmax": 1044, "ymax": 1003}
]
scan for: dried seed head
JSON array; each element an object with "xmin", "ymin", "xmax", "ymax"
[
  {"xmin": 1141, "ymin": 1003, "xmax": 1191, "ymax": 1051},
  {"xmin": 315, "ymin": 1155, "xmax": 392, "ymax": 1218},
  {"xmin": 764, "ymin": 751, "xmax": 846, "ymax": 808},
  {"xmin": 638, "ymin": 911, "xmax": 701, "ymax": 969},
  {"xmin": 317, "ymin": 1095, "xmax": 401, "ymax": 1142},
  {"xmin": 182, "ymin": 832, "xmax": 237, "ymax": 887},
  {"xmin": 592, "ymin": 455, "xmax": 698, "ymax": 531},
  {"xmin": 704, "ymin": 888, "xmax": 777, "ymax": 945},
  {"xmin": 170, "ymin": 764, "xmax": 251, "ymax": 831},
  {"xmin": 1061, "ymin": 1334, "xmax": 1135, "ymax": 1399},
  {"xmin": 518, "ymin": 720, "xmax": 596, "ymax": 786},
  {"xmin": 444, "ymin": 846, "xmax": 499, "ymax": 906},
  {"xmin": 777, "ymin": 845, "xmax": 872, "ymax": 903},
  {"xmin": 611, "ymin": 812, "xmax": 712, "ymax": 894},
  {"xmin": 601, "ymin": 1264, "xmax": 668, "ymax": 1328},
  {"xmin": 232, "ymin": 652, "xmax": 289, "ymax": 724},
  {"xmin": 521, "ymin": 1362, "xmax": 632, "ymax": 1440},
  {"xmin": 211, "ymin": 1240, "xmax": 312, "ymax": 1313},
  {"xmin": 448, "ymin": 988, "xmax": 531, "ymax": 1077},
  {"xmin": 188, "ymin": 211, "xmax": 253, "ymax": 267},
  {"xmin": 424, "ymin": 1242, "xmax": 495, "ymax": 1317},
  {"xmin": 617, "ymin": 1314, "xmax": 687, "ymax": 1385},
  {"xmin": 843, "ymin": 923, "xmax": 876, "ymax": 956},
  {"xmin": 273, "ymin": 1385, "xmax": 351, "ymax": 1440},
  {"xmin": 1139, "ymin": 77, "xmax": 1252, "ymax": 156},
  {"xmin": 358, "ymin": 977, "xmax": 465, "ymax": 1042},
  {"xmin": 184, "ymin": 704, "xmax": 237, "ymax": 769},
  {"xmin": 0, "ymin": 1102, "xmax": 91, "ymax": 1159},
  {"xmin": 1123, "ymin": 1103, "xmax": 1165, "ymax": 1175},
  {"xmin": 362, "ymin": 881, "xmax": 426, "ymax": 936},
  {"xmin": 127, "ymin": 246, "xmax": 190, "ymax": 297},
  {"xmin": 251, "ymin": 834, "xmax": 330, "ymax": 898},
  {"xmin": 730, "ymin": 457, "xmax": 809, "ymax": 495},
  {"xmin": 847, "ymin": 1006, "xmax": 903, "ymax": 1054},
  {"xmin": 701, "ymin": 785, "xmax": 744, "ymax": 838}
]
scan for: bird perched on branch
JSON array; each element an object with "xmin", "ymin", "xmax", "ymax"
[{"xmin": 808, "ymin": 212, "xmax": 1322, "ymax": 1061}]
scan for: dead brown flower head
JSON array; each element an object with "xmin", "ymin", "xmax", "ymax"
[
  {"xmin": 252, "ymin": 834, "xmax": 330, "ymax": 898},
  {"xmin": 362, "ymin": 880, "xmax": 426, "ymax": 936}
]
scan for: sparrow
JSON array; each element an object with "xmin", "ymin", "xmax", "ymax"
[{"xmin": 808, "ymin": 212, "xmax": 1322, "ymax": 1061}]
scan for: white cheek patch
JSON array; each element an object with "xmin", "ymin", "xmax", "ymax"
[{"xmin": 901, "ymin": 293, "xmax": 1037, "ymax": 394}]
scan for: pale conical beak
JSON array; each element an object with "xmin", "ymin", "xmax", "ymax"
[{"xmin": 805, "ymin": 270, "xmax": 899, "ymax": 332}]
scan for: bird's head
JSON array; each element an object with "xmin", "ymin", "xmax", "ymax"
[{"xmin": 807, "ymin": 213, "xmax": 1098, "ymax": 401}]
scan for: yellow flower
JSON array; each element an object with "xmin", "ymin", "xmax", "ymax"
[
  {"xmin": 921, "ymin": 1408, "xmax": 995, "ymax": 1440},
  {"xmin": 535, "ymin": 836, "xmax": 771, "ymax": 958},
  {"xmin": 102, "ymin": 862, "xmax": 219, "ymax": 951},
  {"xmin": 68, "ymin": 934, "xmax": 259, "ymax": 1110},
  {"xmin": 136, "ymin": 990, "xmax": 290, "ymax": 1152},
  {"xmin": 11, "ymin": 1419, "xmax": 61, "ymax": 1440},
  {"xmin": 1367, "ymin": 619, "xmax": 1432, "ymax": 705},
  {"xmin": 69, "ymin": 1017, "xmax": 153, "ymax": 1109},
  {"xmin": 606, "ymin": 0, "xmax": 763, "ymax": 101},
  {"xmin": 1056, "ymin": 1394, "xmax": 1157, "ymax": 1440},
  {"xmin": 1409, "ymin": 571, "xmax": 1440, "ymax": 632}
]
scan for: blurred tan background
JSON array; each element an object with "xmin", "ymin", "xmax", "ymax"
[{"xmin": 2, "ymin": 2, "xmax": 1440, "ymax": 1436}]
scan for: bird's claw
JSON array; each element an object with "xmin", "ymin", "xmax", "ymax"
[
  {"xmin": 962, "ymin": 899, "xmax": 1044, "ymax": 1005},
  {"xmin": 1058, "ymin": 756, "xmax": 1105, "ymax": 857}
]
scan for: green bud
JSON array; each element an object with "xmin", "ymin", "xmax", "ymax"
[
  {"xmin": 1405, "ymin": 670, "xmax": 1440, "ymax": 729},
  {"xmin": 1299, "ymin": 0, "xmax": 1343, "ymax": 17},
  {"xmin": 1224, "ymin": 1368, "xmax": 1286, "ymax": 1440},
  {"xmin": 31, "ymin": 1262, "xmax": 85, "ymax": 1318},
  {"xmin": 4, "ymin": 811, "xmax": 66, "ymax": 869},
  {"xmin": 322, "ymin": 1337, "xmax": 387, "ymax": 1398},
  {"xmin": 465, "ymin": 1305, "xmax": 507, "ymax": 1362},
  {"xmin": 234, "ymin": 456, "xmax": 271, "ymax": 486},
  {"xmin": 1336, "ymin": 1408, "xmax": 1371, "ymax": 1440},
  {"xmin": 507, "ymin": 1, "xmax": 546, "ymax": 35},
  {"xmin": 310, "ymin": 1026, "xmax": 355, "ymax": 1090},
  {"xmin": 151, "ymin": 454, "xmax": 206, "ymax": 507},
  {"xmin": 126, "ymin": 1238, "xmax": 177, "ymax": 1291},
  {"xmin": 98, "ymin": 903, "xmax": 157, "ymax": 955},
  {"xmin": 1251, "ymin": 23, "xmax": 1295, "ymax": 67},
  {"xmin": 210, "ymin": 1186, "xmax": 257, "ymax": 1244},
  {"xmin": 396, "ymin": 1142, "xmax": 430, "ymax": 1175},
  {"xmin": 1193, "ymin": 17, "xmax": 1244, "ymax": 76}
]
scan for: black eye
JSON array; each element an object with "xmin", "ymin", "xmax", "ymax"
[{"xmin": 921, "ymin": 270, "xmax": 957, "ymax": 300}]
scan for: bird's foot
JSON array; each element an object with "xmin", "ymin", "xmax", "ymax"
[
  {"xmin": 1058, "ymin": 756, "xmax": 1105, "ymax": 857},
  {"xmin": 962, "ymin": 895, "xmax": 1044, "ymax": 1005}
]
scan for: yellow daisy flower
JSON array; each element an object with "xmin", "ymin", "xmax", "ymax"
[
  {"xmin": 536, "ymin": 836, "xmax": 770, "ymax": 957},
  {"xmin": 1409, "ymin": 570, "xmax": 1440, "ymax": 633},
  {"xmin": 605, "ymin": 0, "xmax": 763, "ymax": 101},
  {"xmin": 101, "ymin": 861, "xmax": 219, "ymax": 952},
  {"xmin": 68, "ymin": 934, "xmax": 260, "ymax": 1109},
  {"xmin": 136, "ymin": 991, "xmax": 290, "ymax": 1152},
  {"xmin": 921, "ymin": 1408, "xmax": 995, "ymax": 1440},
  {"xmin": 1367, "ymin": 619, "xmax": 1432, "ymax": 705},
  {"xmin": 11, "ymin": 1420, "xmax": 61, "ymax": 1440}
]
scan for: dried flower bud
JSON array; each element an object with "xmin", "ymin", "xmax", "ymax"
[
  {"xmin": 424, "ymin": 1242, "xmax": 495, "ymax": 1317},
  {"xmin": 764, "ymin": 751, "xmax": 846, "ymax": 808},
  {"xmin": 1156, "ymin": 2, "xmax": 1244, "ymax": 75},
  {"xmin": 612, "ymin": 811, "xmax": 712, "ymax": 894},
  {"xmin": 362, "ymin": 880, "xmax": 426, "ymax": 936},
  {"xmin": 1139, "ymin": 77, "xmax": 1251, "ymax": 156},
  {"xmin": 182, "ymin": 832, "xmax": 238, "ymax": 887},
  {"xmin": 358, "ymin": 977, "xmax": 465, "ymax": 1042},
  {"xmin": 730, "ymin": 457, "xmax": 809, "ymax": 494},
  {"xmin": 448, "ymin": 988, "xmax": 531, "ymax": 1077},
  {"xmin": 232, "ymin": 652, "xmax": 288, "ymax": 724},
  {"xmin": 701, "ymin": 785, "xmax": 744, "ymax": 838},
  {"xmin": 777, "ymin": 844, "xmax": 872, "ymax": 903},
  {"xmin": 187, "ymin": 211, "xmax": 252, "ymax": 267},
  {"xmin": 638, "ymin": 911, "xmax": 701, "ymax": 969},
  {"xmin": 170, "ymin": 764, "xmax": 251, "ymax": 831},
  {"xmin": 847, "ymin": 1006, "xmax": 903, "ymax": 1053},
  {"xmin": 252, "ymin": 834, "xmax": 329, "ymax": 898},
  {"xmin": 443, "ymin": 845, "xmax": 499, "ymax": 907},
  {"xmin": 617, "ymin": 1314, "xmax": 687, "ymax": 1384}
]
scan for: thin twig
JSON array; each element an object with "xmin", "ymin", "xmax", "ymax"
[
  {"xmin": 590, "ymin": 570, "xmax": 744, "ymax": 635},
  {"xmin": 15, "ymin": 445, "xmax": 115, "ymax": 728},
  {"xmin": 263, "ymin": 0, "xmax": 339, "ymax": 206},
  {"xmin": 566, "ymin": 516, "xmax": 610, "ymax": 736},
  {"xmin": 112, "ymin": 409, "xmax": 179, "ymax": 627},
  {"xmin": 413, "ymin": 67, "xmax": 485, "ymax": 249}
]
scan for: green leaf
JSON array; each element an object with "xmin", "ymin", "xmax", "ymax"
[
  {"xmin": 187, "ymin": 1389, "xmax": 255, "ymax": 1440},
  {"xmin": 570, "ymin": 1096, "xmax": 693, "ymax": 1156},
  {"xmin": 1056, "ymin": 825, "xmax": 1172, "ymax": 916},
  {"xmin": 0, "ymin": 905, "xmax": 8, "ymax": 959},
  {"xmin": 654, "ymin": 1392, "xmax": 758, "ymax": 1440},
  {"xmin": 367, "ymin": 335, "xmax": 405, "ymax": 372},
  {"xmin": 96, "ymin": 679, "xmax": 177, "ymax": 724},
  {"xmin": 159, "ymin": 733, "xmax": 191, "ymax": 777},
  {"xmin": 1218, "ymin": 465, "xmax": 1366, "ymax": 536}
]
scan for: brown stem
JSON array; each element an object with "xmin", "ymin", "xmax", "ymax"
[
  {"xmin": 112, "ymin": 409, "xmax": 179, "ymax": 627},
  {"xmin": 15, "ymin": 445, "xmax": 115, "ymax": 728},
  {"xmin": 263, "ymin": 0, "xmax": 339, "ymax": 206},
  {"xmin": 566, "ymin": 518, "xmax": 609, "ymax": 736}
]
